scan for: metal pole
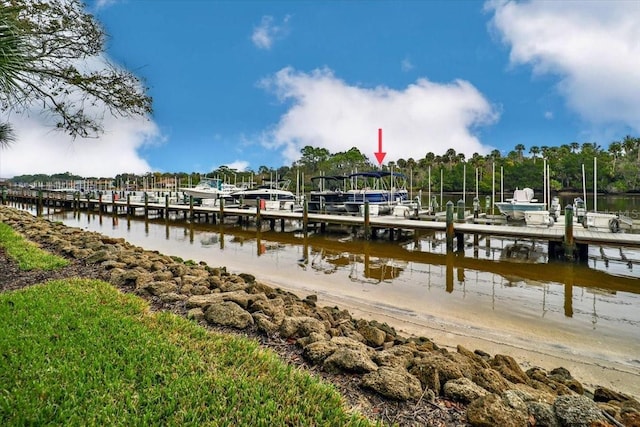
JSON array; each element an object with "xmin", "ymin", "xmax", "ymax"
[
  {"xmin": 500, "ymin": 166, "xmax": 504, "ymax": 202},
  {"xmin": 440, "ymin": 168, "xmax": 443, "ymax": 210},
  {"xmin": 475, "ymin": 167, "xmax": 479, "ymax": 199},
  {"xmin": 492, "ymin": 162, "xmax": 495, "ymax": 215},
  {"xmin": 463, "ymin": 163, "xmax": 466, "ymax": 204},
  {"xmin": 543, "ymin": 158, "xmax": 547, "ymax": 208},
  {"xmin": 593, "ymin": 157, "xmax": 597, "ymax": 212},
  {"xmin": 582, "ymin": 163, "xmax": 587, "ymax": 211},
  {"xmin": 428, "ymin": 166, "xmax": 431, "ymax": 212}
]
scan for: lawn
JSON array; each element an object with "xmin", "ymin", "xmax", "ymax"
[{"xmin": 0, "ymin": 222, "xmax": 372, "ymax": 426}]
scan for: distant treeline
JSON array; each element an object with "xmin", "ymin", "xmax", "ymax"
[{"xmin": 9, "ymin": 136, "xmax": 640, "ymax": 193}]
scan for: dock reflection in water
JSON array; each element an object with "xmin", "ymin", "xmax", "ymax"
[{"xmin": 39, "ymin": 207, "xmax": 640, "ymax": 394}]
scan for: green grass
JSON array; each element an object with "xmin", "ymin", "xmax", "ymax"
[
  {"xmin": 0, "ymin": 222, "xmax": 69, "ymax": 270},
  {"xmin": 0, "ymin": 279, "xmax": 372, "ymax": 426}
]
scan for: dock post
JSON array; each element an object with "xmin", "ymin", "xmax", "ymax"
[
  {"xmin": 564, "ymin": 205, "xmax": 575, "ymax": 260},
  {"xmin": 164, "ymin": 194, "xmax": 169, "ymax": 220},
  {"xmin": 456, "ymin": 199, "xmax": 465, "ymax": 222},
  {"xmin": 219, "ymin": 198, "xmax": 224, "ymax": 226},
  {"xmin": 144, "ymin": 192, "xmax": 149, "ymax": 220},
  {"xmin": 256, "ymin": 197, "xmax": 262, "ymax": 229},
  {"xmin": 364, "ymin": 201, "xmax": 371, "ymax": 240},
  {"xmin": 189, "ymin": 195, "xmax": 194, "ymax": 221},
  {"xmin": 303, "ymin": 200, "xmax": 309, "ymax": 237},
  {"xmin": 473, "ymin": 197, "xmax": 479, "ymax": 219},
  {"xmin": 446, "ymin": 200, "xmax": 454, "ymax": 252},
  {"xmin": 37, "ymin": 190, "xmax": 43, "ymax": 217},
  {"xmin": 98, "ymin": 192, "xmax": 103, "ymax": 213},
  {"xmin": 456, "ymin": 199, "xmax": 465, "ymax": 251},
  {"xmin": 280, "ymin": 218, "xmax": 285, "ymax": 232},
  {"xmin": 1, "ymin": 186, "xmax": 6, "ymax": 205}
]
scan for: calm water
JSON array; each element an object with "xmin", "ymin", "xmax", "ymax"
[{"xmin": 15, "ymin": 197, "xmax": 640, "ymax": 397}]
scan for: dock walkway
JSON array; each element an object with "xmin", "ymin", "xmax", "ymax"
[{"xmin": 6, "ymin": 190, "xmax": 640, "ymax": 258}]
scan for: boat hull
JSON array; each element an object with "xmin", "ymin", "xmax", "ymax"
[
  {"xmin": 495, "ymin": 202, "xmax": 546, "ymax": 220},
  {"xmin": 230, "ymin": 189, "xmax": 296, "ymax": 206},
  {"xmin": 308, "ymin": 191, "xmax": 349, "ymax": 213},
  {"xmin": 180, "ymin": 189, "xmax": 228, "ymax": 199}
]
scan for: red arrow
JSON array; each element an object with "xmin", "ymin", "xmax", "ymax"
[{"xmin": 374, "ymin": 128, "xmax": 386, "ymax": 165}]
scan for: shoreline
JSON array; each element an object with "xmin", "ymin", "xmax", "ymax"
[{"xmin": 254, "ymin": 272, "xmax": 640, "ymax": 401}]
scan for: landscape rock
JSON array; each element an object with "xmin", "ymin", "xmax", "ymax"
[
  {"xmin": 323, "ymin": 347, "xmax": 377, "ymax": 374},
  {"xmin": 466, "ymin": 393, "xmax": 529, "ymax": 427},
  {"xmin": 553, "ymin": 395, "xmax": 606, "ymax": 427},
  {"xmin": 362, "ymin": 366, "xmax": 423, "ymax": 401},
  {"xmin": 443, "ymin": 377, "xmax": 489, "ymax": 403},
  {"xmin": 527, "ymin": 401, "xmax": 559, "ymax": 427},
  {"xmin": 204, "ymin": 301, "xmax": 254, "ymax": 329},
  {"xmin": 490, "ymin": 354, "xmax": 529, "ymax": 385}
]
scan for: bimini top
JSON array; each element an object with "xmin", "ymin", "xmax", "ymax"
[{"xmin": 348, "ymin": 171, "xmax": 406, "ymax": 179}]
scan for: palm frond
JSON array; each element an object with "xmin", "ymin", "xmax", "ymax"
[
  {"xmin": 0, "ymin": 122, "xmax": 16, "ymax": 148},
  {"xmin": 0, "ymin": 6, "xmax": 27, "ymax": 100}
]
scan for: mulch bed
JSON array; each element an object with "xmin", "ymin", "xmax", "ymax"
[{"xmin": 0, "ymin": 246, "xmax": 469, "ymax": 426}]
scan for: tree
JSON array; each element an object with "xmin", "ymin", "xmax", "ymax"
[
  {"xmin": 622, "ymin": 135, "xmax": 640, "ymax": 162},
  {"xmin": 1, "ymin": 0, "xmax": 152, "ymax": 139},
  {"xmin": 296, "ymin": 146, "xmax": 330, "ymax": 175},
  {"xmin": 529, "ymin": 146, "xmax": 540, "ymax": 163},
  {"xmin": 445, "ymin": 148, "xmax": 456, "ymax": 169},
  {"xmin": 489, "ymin": 149, "xmax": 501, "ymax": 161},
  {"xmin": 570, "ymin": 141, "xmax": 580, "ymax": 153},
  {"xmin": 514, "ymin": 143, "xmax": 525, "ymax": 163},
  {"xmin": 608, "ymin": 141, "xmax": 622, "ymax": 173}
]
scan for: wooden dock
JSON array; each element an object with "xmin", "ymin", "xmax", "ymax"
[{"xmin": 5, "ymin": 189, "xmax": 640, "ymax": 261}]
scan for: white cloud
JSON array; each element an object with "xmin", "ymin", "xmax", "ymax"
[
  {"xmin": 0, "ymin": 113, "xmax": 158, "ymax": 178},
  {"xmin": 222, "ymin": 160, "xmax": 250, "ymax": 172},
  {"xmin": 544, "ymin": 111, "xmax": 553, "ymax": 120},
  {"xmin": 259, "ymin": 67, "xmax": 498, "ymax": 165},
  {"xmin": 94, "ymin": 0, "xmax": 118, "ymax": 10},
  {"xmin": 0, "ymin": 51, "xmax": 161, "ymax": 179},
  {"xmin": 401, "ymin": 57, "xmax": 414, "ymax": 72},
  {"xmin": 251, "ymin": 15, "xmax": 290, "ymax": 50},
  {"xmin": 487, "ymin": 0, "xmax": 640, "ymax": 132}
]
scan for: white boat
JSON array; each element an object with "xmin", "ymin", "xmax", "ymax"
[
  {"xmin": 495, "ymin": 188, "xmax": 546, "ymax": 220},
  {"xmin": 180, "ymin": 178, "xmax": 243, "ymax": 200},
  {"xmin": 229, "ymin": 180, "xmax": 296, "ymax": 208},
  {"xmin": 585, "ymin": 212, "xmax": 632, "ymax": 233}
]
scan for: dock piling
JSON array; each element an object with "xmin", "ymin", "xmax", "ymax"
[
  {"xmin": 564, "ymin": 205, "xmax": 575, "ymax": 260},
  {"xmin": 446, "ymin": 201, "xmax": 454, "ymax": 251},
  {"xmin": 364, "ymin": 202, "xmax": 371, "ymax": 240}
]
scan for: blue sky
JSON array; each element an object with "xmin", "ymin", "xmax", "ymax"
[{"xmin": 3, "ymin": 0, "xmax": 640, "ymax": 178}]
